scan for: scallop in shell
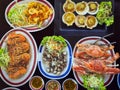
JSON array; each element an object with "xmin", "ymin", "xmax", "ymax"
[
  {"xmin": 75, "ymin": 1, "xmax": 89, "ymax": 15},
  {"xmin": 86, "ymin": 15, "xmax": 98, "ymax": 29},
  {"xmin": 62, "ymin": 12, "xmax": 75, "ymax": 26},
  {"xmin": 75, "ymin": 15, "xmax": 86, "ymax": 28},
  {"xmin": 88, "ymin": 1, "xmax": 99, "ymax": 15},
  {"xmin": 63, "ymin": 0, "xmax": 76, "ymax": 12}
]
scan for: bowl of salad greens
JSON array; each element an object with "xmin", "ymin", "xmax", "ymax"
[
  {"xmin": 5, "ymin": 0, "xmax": 55, "ymax": 32},
  {"xmin": 37, "ymin": 36, "xmax": 72, "ymax": 79}
]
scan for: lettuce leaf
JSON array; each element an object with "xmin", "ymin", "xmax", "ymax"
[
  {"xmin": 0, "ymin": 48, "xmax": 10, "ymax": 69},
  {"xmin": 96, "ymin": 1, "xmax": 114, "ymax": 26},
  {"xmin": 82, "ymin": 74, "xmax": 106, "ymax": 90},
  {"xmin": 41, "ymin": 36, "xmax": 67, "ymax": 52}
]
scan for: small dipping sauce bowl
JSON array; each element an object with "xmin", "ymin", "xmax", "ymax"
[
  {"xmin": 62, "ymin": 78, "xmax": 78, "ymax": 90},
  {"xmin": 29, "ymin": 76, "xmax": 44, "ymax": 90},
  {"xmin": 45, "ymin": 80, "xmax": 61, "ymax": 90}
]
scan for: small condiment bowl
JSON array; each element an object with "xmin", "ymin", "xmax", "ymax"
[
  {"xmin": 45, "ymin": 80, "xmax": 61, "ymax": 90},
  {"xmin": 62, "ymin": 78, "xmax": 78, "ymax": 90},
  {"xmin": 29, "ymin": 76, "xmax": 44, "ymax": 90}
]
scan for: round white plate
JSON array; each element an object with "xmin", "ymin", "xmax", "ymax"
[
  {"xmin": 73, "ymin": 36, "xmax": 115, "ymax": 87},
  {"xmin": 0, "ymin": 28, "xmax": 38, "ymax": 87},
  {"xmin": 38, "ymin": 39, "xmax": 72, "ymax": 79},
  {"xmin": 5, "ymin": 0, "xmax": 55, "ymax": 32}
]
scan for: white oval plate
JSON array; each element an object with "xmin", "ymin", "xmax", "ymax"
[
  {"xmin": 73, "ymin": 36, "xmax": 115, "ymax": 87},
  {"xmin": 0, "ymin": 28, "xmax": 38, "ymax": 87},
  {"xmin": 38, "ymin": 39, "xmax": 72, "ymax": 79},
  {"xmin": 5, "ymin": 0, "xmax": 55, "ymax": 32}
]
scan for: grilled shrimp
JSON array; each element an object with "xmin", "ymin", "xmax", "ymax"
[
  {"xmin": 9, "ymin": 67, "xmax": 27, "ymax": 79},
  {"xmin": 7, "ymin": 32, "xmax": 26, "ymax": 45}
]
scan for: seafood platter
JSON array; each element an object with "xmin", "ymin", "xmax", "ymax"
[
  {"xmin": 1, "ymin": 0, "xmax": 120, "ymax": 90},
  {"xmin": 54, "ymin": 0, "xmax": 114, "ymax": 36},
  {"xmin": 38, "ymin": 36, "xmax": 72, "ymax": 79},
  {"xmin": 0, "ymin": 29, "xmax": 38, "ymax": 87},
  {"xmin": 72, "ymin": 36, "xmax": 120, "ymax": 89}
]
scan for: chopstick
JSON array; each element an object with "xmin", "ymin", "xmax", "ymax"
[
  {"xmin": 93, "ymin": 33, "xmax": 114, "ymax": 45},
  {"xmin": 98, "ymin": 42, "xmax": 116, "ymax": 46}
]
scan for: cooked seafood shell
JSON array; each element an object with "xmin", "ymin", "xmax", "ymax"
[
  {"xmin": 86, "ymin": 15, "xmax": 98, "ymax": 29},
  {"xmin": 75, "ymin": 15, "xmax": 86, "ymax": 27},
  {"xmin": 75, "ymin": 1, "xmax": 89, "ymax": 15},
  {"xmin": 63, "ymin": 0, "xmax": 76, "ymax": 12},
  {"xmin": 88, "ymin": 1, "xmax": 99, "ymax": 15},
  {"xmin": 62, "ymin": 12, "xmax": 75, "ymax": 26}
]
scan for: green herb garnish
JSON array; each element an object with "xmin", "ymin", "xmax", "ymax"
[
  {"xmin": 82, "ymin": 74, "xmax": 106, "ymax": 90},
  {"xmin": 96, "ymin": 1, "xmax": 114, "ymax": 26},
  {"xmin": 41, "ymin": 36, "xmax": 67, "ymax": 52},
  {"xmin": 0, "ymin": 48, "xmax": 10, "ymax": 69}
]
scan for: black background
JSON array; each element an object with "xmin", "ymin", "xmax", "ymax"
[{"xmin": 0, "ymin": 0, "xmax": 120, "ymax": 90}]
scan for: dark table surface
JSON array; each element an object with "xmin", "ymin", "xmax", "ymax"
[{"xmin": 0, "ymin": 0, "xmax": 120, "ymax": 90}]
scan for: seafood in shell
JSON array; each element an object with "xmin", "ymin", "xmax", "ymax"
[
  {"xmin": 88, "ymin": 1, "xmax": 99, "ymax": 15},
  {"xmin": 86, "ymin": 15, "xmax": 98, "ymax": 29},
  {"xmin": 75, "ymin": 1, "xmax": 89, "ymax": 15},
  {"xmin": 62, "ymin": 12, "xmax": 75, "ymax": 26},
  {"xmin": 75, "ymin": 15, "xmax": 86, "ymax": 28},
  {"xmin": 63, "ymin": 0, "xmax": 76, "ymax": 12}
]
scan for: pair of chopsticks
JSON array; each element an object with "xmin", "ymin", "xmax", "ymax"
[{"xmin": 93, "ymin": 33, "xmax": 116, "ymax": 46}]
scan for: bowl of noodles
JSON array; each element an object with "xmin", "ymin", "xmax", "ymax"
[{"xmin": 5, "ymin": 0, "xmax": 55, "ymax": 32}]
